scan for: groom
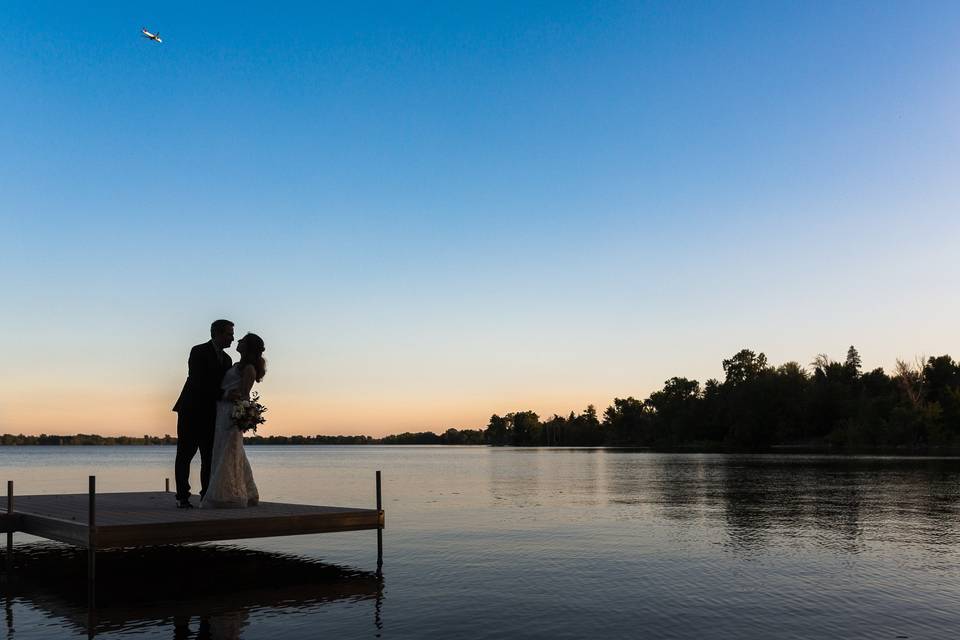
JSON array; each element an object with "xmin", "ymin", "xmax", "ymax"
[{"xmin": 173, "ymin": 319, "xmax": 235, "ymax": 508}]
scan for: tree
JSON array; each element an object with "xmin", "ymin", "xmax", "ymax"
[
  {"xmin": 603, "ymin": 397, "xmax": 649, "ymax": 446},
  {"xmin": 722, "ymin": 350, "xmax": 769, "ymax": 386},
  {"xmin": 510, "ymin": 411, "xmax": 540, "ymax": 446},
  {"xmin": 583, "ymin": 404, "xmax": 598, "ymax": 424},
  {"xmin": 542, "ymin": 414, "xmax": 567, "ymax": 446},
  {"xmin": 895, "ymin": 359, "xmax": 924, "ymax": 408},
  {"xmin": 769, "ymin": 362, "xmax": 811, "ymax": 442},
  {"xmin": 808, "ymin": 352, "xmax": 856, "ymax": 437},
  {"xmin": 485, "ymin": 414, "xmax": 511, "ymax": 446},
  {"xmin": 568, "ymin": 405, "xmax": 602, "ymax": 445},
  {"xmin": 845, "ymin": 346, "xmax": 862, "ymax": 378},
  {"xmin": 923, "ymin": 355, "xmax": 960, "ymax": 405},
  {"xmin": 647, "ymin": 377, "xmax": 701, "ymax": 445}
]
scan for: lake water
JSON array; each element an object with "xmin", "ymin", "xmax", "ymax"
[{"xmin": 3, "ymin": 446, "xmax": 960, "ymax": 639}]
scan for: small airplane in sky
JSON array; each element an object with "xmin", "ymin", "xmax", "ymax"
[{"xmin": 141, "ymin": 27, "xmax": 162, "ymax": 43}]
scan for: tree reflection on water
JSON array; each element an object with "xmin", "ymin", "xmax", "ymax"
[{"xmin": 598, "ymin": 452, "xmax": 960, "ymax": 552}]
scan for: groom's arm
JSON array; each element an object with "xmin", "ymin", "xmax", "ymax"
[
  {"xmin": 186, "ymin": 344, "xmax": 221, "ymax": 402},
  {"xmin": 186, "ymin": 345, "xmax": 204, "ymax": 377}
]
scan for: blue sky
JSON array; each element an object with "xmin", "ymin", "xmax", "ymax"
[{"xmin": 2, "ymin": 2, "xmax": 959, "ymax": 435}]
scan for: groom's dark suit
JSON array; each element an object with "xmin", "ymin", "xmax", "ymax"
[{"xmin": 173, "ymin": 340, "xmax": 233, "ymax": 502}]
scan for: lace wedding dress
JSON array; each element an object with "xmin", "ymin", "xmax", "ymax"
[{"xmin": 202, "ymin": 364, "xmax": 259, "ymax": 508}]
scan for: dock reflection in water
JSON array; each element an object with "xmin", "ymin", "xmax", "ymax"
[{"xmin": 4, "ymin": 543, "xmax": 384, "ymax": 639}]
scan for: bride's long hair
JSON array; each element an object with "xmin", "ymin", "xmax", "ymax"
[{"xmin": 238, "ymin": 333, "xmax": 267, "ymax": 382}]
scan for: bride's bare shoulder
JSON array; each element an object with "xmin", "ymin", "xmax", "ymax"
[{"xmin": 240, "ymin": 363, "xmax": 257, "ymax": 381}]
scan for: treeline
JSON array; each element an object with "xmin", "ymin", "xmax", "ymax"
[
  {"xmin": 205, "ymin": 430, "xmax": 485, "ymax": 445},
  {"xmin": 381, "ymin": 429, "xmax": 485, "ymax": 445},
  {"xmin": 0, "ymin": 434, "xmax": 174, "ymax": 446},
  {"xmin": 485, "ymin": 348, "xmax": 960, "ymax": 451},
  {"xmin": 245, "ymin": 434, "xmax": 376, "ymax": 445},
  {"xmin": 0, "ymin": 430, "xmax": 486, "ymax": 446}
]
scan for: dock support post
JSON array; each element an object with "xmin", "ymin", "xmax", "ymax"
[
  {"xmin": 88, "ymin": 476, "xmax": 96, "ymax": 604},
  {"xmin": 5, "ymin": 481, "xmax": 11, "ymax": 577},
  {"xmin": 375, "ymin": 470, "xmax": 383, "ymax": 576},
  {"xmin": 374, "ymin": 470, "xmax": 384, "ymax": 629}
]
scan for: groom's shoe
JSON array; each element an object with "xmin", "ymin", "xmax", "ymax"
[{"xmin": 176, "ymin": 498, "xmax": 194, "ymax": 509}]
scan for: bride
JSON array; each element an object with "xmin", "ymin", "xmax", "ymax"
[{"xmin": 202, "ymin": 333, "xmax": 265, "ymax": 509}]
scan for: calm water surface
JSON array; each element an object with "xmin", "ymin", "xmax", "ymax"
[{"xmin": 3, "ymin": 446, "xmax": 960, "ymax": 639}]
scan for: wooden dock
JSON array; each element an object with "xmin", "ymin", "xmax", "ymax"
[
  {"xmin": 3, "ymin": 474, "xmax": 385, "ymax": 584},
  {"xmin": 10, "ymin": 491, "xmax": 384, "ymax": 547}
]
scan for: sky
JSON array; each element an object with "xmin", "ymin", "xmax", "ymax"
[{"xmin": 2, "ymin": 2, "xmax": 959, "ymax": 437}]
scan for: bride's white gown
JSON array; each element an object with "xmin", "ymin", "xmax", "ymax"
[{"xmin": 202, "ymin": 365, "xmax": 259, "ymax": 508}]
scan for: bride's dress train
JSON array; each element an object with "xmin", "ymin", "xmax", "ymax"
[{"xmin": 202, "ymin": 365, "xmax": 259, "ymax": 508}]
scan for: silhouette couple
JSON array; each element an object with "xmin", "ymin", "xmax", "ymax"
[{"xmin": 173, "ymin": 319, "xmax": 265, "ymax": 509}]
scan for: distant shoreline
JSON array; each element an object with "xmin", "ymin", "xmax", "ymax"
[
  {"xmin": 0, "ymin": 432, "xmax": 481, "ymax": 446},
  {"xmin": 2, "ymin": 434, "xmax": 959, "ymax": 456}
]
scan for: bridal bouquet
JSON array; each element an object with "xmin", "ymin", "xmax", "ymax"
[{"xmin": 232, "ymin": 393, "xmax": 267, "ymax": 434}]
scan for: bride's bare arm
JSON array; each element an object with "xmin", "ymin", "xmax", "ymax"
[{"xmin": 239, "ymin": 364, "xmax": 257, "ymax": 399}]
